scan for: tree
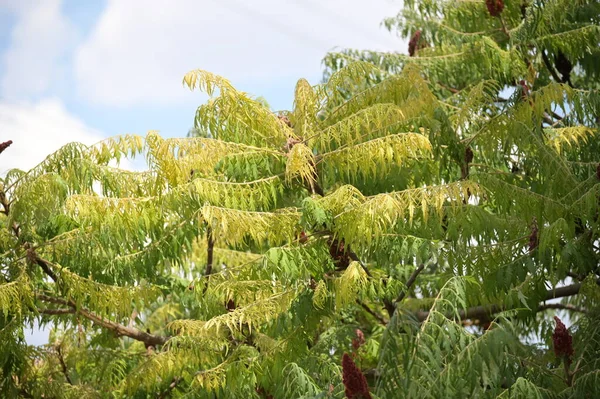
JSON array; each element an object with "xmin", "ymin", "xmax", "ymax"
[{"xmin": 1, "ymin": 1, "xmax": 599, "ymax": 398}]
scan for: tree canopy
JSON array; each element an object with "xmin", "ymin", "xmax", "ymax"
[{"xmin": 1, "ymin": 0, "xmax": 599, "ymax": 398}]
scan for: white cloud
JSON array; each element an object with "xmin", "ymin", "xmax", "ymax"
[
  {"xmin": 0, "ymin": 98, "xmax": 103, "ymax": 174},
  {"xmin": 1, "ymin": 0, "xmax": 76, "ymax": 99},
  {"xmin": 75, "ymin": 0, "xmax": 403, "ymax": 106}
]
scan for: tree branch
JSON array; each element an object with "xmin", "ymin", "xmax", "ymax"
[
  {"xmin": 537, "ymin": 303, "xmax": 587, "ymax": 314},
  {"xmin": 413, "ymin": 283, "xmax": 583, "ymax": 322},
  {"xmin": 39, "ymin": 308, "xmax": 75, "ymax": 315},
  {"xmin": 541, "ymin": 50, "xmax": 563, "ymax": 83},
  {"xmin": 36, "ymin": 294, "xmax": 169, "ymax": 347},
  {"xmin": 395, "ymin": 264, "xmax": 425, "ymax": 303},
  {"xmin": 33, "ymin": 255, "xmax": 58, "ymax": 282},
  {"xmin": 202, "ymin": 227, "xmax": 215, "ymax": 294},
  {"xmin": 56, "ymin": 344, "xmax": 73, "ymax": 385},
  {"xmin": 357, "ymin": 300, "xmax": 387, "ymax": 325},
  {"xmin": 346, "ymin": 249, "xmax": 372, "ymax": 277},
  {"xmin": 157, "ymin": 376, "xmax": 183, "ymax": 399}
]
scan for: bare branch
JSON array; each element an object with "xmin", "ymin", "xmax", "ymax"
[{"xmin": 36, "ymin": 294, "xmax": 169, "ymax": 347}]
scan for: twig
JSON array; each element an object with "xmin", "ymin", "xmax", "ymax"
[
  {"xmin": 437, "ymin": 82, "xmax": 460, "ymax": 94},
  {"xmin": 39, "ymin": 308, "xmax": 75, "ymax": 315},
  {"xmin": 33, "ymin": 256, "xmax": 58, "ymax": 282},
  {"xmin": 357, "ymin": 300, "xmax": 387, "ymax": 325},
  {"xmin": 346, "ymin": 249, "xmax": 373, "ymax": 278},
  {"xmin": 413, "ymin": 282, "xmax": 585, "ymax": 322},
  {"xmin": 395, "ymin": 264, "xmax": 425, "ymax": 303},
  {"xmin": 541, "ymin": 50, "xmax": 563, "ymax": 84},
  {"xmin": 36, "ymin": 294, "xmax": 169, "ymax": 347},
  {"xmin": 157, "ymin": 376, "xmax": 183, "ymax": 399},
  {"xmin": 56, "ymin": 344, "xmax": 73, "ymax": 385},
  {"xmin": 202, "ymin": 227, "xmax": 215, "ymax": 294},
  {"xmin": 537, "ymin": 303, "xmax": 587, "ymax": 314}
]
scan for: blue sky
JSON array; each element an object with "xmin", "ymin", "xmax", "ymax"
[{"xmin": 0, "ymin": 0, "xmax": 405, "ymax": 175}]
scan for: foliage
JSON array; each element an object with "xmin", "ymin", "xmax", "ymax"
[{"xmin": 1, "ymin": 1, "xmax": 599, "ymax": 398}]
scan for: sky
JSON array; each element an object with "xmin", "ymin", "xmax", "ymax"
[
  {"xmin": 0, "ymin": 0, "xmax": 405, "ymax": 345},
  {"xmin": 0, "ymin": 0, "xmax": 405, "ymax": 175}
]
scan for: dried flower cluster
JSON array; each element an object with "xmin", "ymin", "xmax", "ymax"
[
  {"xmin": 552, "ymin": 316, "xmax": 574, "ymax": 364},
  {"xmin": 408, "ymin": 30, "xmax": 422, "ymax": 57},
  {"xmin": 485, "ymin": 0, "xmax": 505, "ymax": 17},
  {"xmin": 528, "ymin": 218, "xmax": 539, "ymax": 252},
  {"xmin": 352, "ymin": 329, "xmax": 365, "ymax": 351},
  {"xmin": 0, "ymin": 140, "xmax": 12, "ymax": 155},
  {"xmin": 342, "ymin": 353, "xmax": 372, "ymax": 399}
]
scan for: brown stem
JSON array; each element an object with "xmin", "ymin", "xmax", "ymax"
[
  {"xmin": 564, "ymin": 359, "xmax": 573, "ymax": 386},
  {"xmin": 395, "ymin": 264, "xmax": 425, "ymax": 303},
  {"xmin": 202, "ymin": 227, "xmax": 215, "ymax": 294},
  {"xmin": 437, "ymin": 82, "xmax": 460, "ymax": 94},
  {"xmin": 357, "ymin": 300, "xmax": 387, "ymax": 325},
  {"xmin": 157, "ymin": 376, "xmax": 183, "ymax": 399},
  {"xmin": 56, "ymin": 344, "xmax": 73, "ymax": 385},
  {"xmin": 541, "ymin": 50, "xmax": 563, "ymax": 84},
  {"xmin": 0, "ymin": 190, "xmax": 10, "ymax": 215},
  {"xmin": 413, "ymin": 283, "xmax": 583, "ymax": 322},
  {"xmin": 34, "ymin": 256, "xmax": 58, "ymax": 282},
  {"xmin": 36, "ymin": 294, "xmax": 168, "ymax": 347},
  {"xmin": 537, "ymin": 303, "xmax": 587, "ymax": 314},
  {"xmin": 346, "ymin": 249, "xmax": 372, "ymax": 278},
  {"xmin": 39, "ymin": 308, "xmax": 75, "ymax": 315}
]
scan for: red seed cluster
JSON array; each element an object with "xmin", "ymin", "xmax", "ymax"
[
  {"xmin": 342, "ymin": 353, "xmax": 372, "ymax": 399},
  {"xmin": 0, "ymin": 140, "xmax": 13, "ymax": 155},
  {"xmin": 552, "ymin": 316, "xmax": 574, "ymax": 364},
  {"xmin": 352, "ymin": 329, "xmax": 365, "ymax": 351},
  {"xmin": 408, "ymin": 30, "xmax": 422, "ymax": 57},
  {"xmin": 485, "ymin": 0, "xmax": 505, "ymax": 17}
]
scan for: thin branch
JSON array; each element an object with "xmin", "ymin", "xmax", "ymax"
[
  {"xmin": 541, "ymin": 50, "xmax": 563, "ymax": 83},
  {"xmin": 157, "ymin": 376, "xmax": 183, "ymax": 399},
  {"xmin": 346, "ymin": 249, "xmax": 372, "ymax": 278},
  {"xmin": 36, "ymin": 294, "xmax": 169, "ymax": 347},
  {"xmin": 357, "ymin": 300, "xmax": 387, "ymax": 325},
  {"xmin": 537, "ymin": 303, "xmax": 587, "ymax": 314},
  {"xmin": 437, "ymin": 82, "xmax": 460, "ymax": 94},
  {"xmin": 395, "ymin": 263, "xmax": 425, "ymax": 303},
  {"xmin": 56, "ymin": 344, "xmax": 73, "ymax": 385},
  {"xmin": 202, "ymin": 227, "xmax": 215, "ymax": 294},
  {"xmin": 33, "ymin": 255, "xmax": 58, "ymax": 282},
  {"xmin": 39, "ymin": 308, "xmax": 75, "ymax": 315},
  {"xmin": 413, "ymin": 282, "xmax": 584, "ymax": 322}
]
